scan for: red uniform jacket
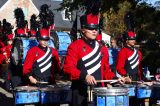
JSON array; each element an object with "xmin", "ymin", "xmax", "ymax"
[
  {"xmin": 116, "ymin": 46, "xmax": 142, "ymax": 80},
  {"xmin": 23, "ymin": 46, "xmax": 60, "ymax": 81},
  {"xmin": 63, "ymin": 39, "xmax": 115, "ymax": 84},
  {"xmin": 0, "ymin": 45, "xmax": 12, "ymax": 64},
  {"xmin": 0, "ymin": 41, "xmax": 4, "ymax": 48},
  {"xmin": 0, "ymin": 44, "xmax": 12, "ymax": 80}
]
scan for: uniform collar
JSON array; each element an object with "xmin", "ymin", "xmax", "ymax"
[
  {"xmin": 125, "ymin": 45, "xmax": 134, "ymax": 51},
  {"xmin": 82, "ymin": 37, "xmax": 95, "ymax": 48},
  {"xmin": 38, "ymin": 45, "xmax": 48, "ymax": 52}
]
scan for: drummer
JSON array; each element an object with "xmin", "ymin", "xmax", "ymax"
[
  {"xmin": 116, "ymin": 31, "xmax": 143, "ymax": 106},
  {"xmin": 23, "ymin": 28, "xmax": 61, "ymax": 86},
  {"xmin": 0, "ymin": 34, "xmax": 14, "ymax": 65},
  {"xmin": 0, "ymin": 32, "xmax": 14, "ymax": 91},
  {"xmin": 63, "ymin": 13, "xmax": 126, "ymax": 106},
  {"xmin": 116, "ymin": 31, "xmax": 143, "ymax": 82}
]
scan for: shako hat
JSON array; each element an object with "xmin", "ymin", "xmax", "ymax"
[
  {"xmin": 38, "ymin": 28, "xmax": 50, "ymax": 40},
  {"xmin": 7, "ymin": 34, "xmax": 14, "ymax": 40},
  {"xmin": 126, "ymin": 31, "xmax": 136, "ymax": 40},
  {"xmin": 80, "ymin": 13, "xmax": 99, "ymax": 29}
]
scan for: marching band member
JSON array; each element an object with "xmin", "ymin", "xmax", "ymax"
[
  {"xmin": 23, "ymin": 28, "xmax": 60, "ymax": 85},
  {"xmin": 14, "ymin": 8, "xmax": 28, "ymax": 37},
  {"xmin": 116, "ymin": 31, "xmax": 143, "ymax": 81},
  {"xmin": 116, "ymin": 31, "xmax": 143, "ymax": 106},
  {"xmin": 29, "ymin": 14, "xmax": 39, "ymax": 37},
  {"xmin": 0, "ymin": 34, "xmax": 13, "ymax": 64},
  {"xmin": 63, "ymin": 13, "xmax": 126, "ymax": 106},
  {"xmin": 108, "ymin": 38, "xmax": 121, "ymax": 77},
  {"xmin": 0, "ymin": 33, "xmax": 14, "ymax": 91}
]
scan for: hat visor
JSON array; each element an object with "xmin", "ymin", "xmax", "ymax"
[
  {"xmin": 128, "ymin": 37, "xmax": 136, "ymax": 40},
  {"xmin": 84, "ymin": 24, "xmax": 99, "ymax": 30},
  {"xmin": 39, "ymin": 36, "xmax": 50, "ymax": 40}
]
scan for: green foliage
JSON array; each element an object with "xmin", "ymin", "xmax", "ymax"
[
  {"xmin": 134, "ymin": 2, "xmax": 160, "ymax": 72},
  {"xmin": 103, "ymin": 1, "xmax": 131, "ymax": 37}
]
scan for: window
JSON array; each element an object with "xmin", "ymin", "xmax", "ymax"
[{"xmin": 61, "ymin": 9, "xmax": 71, "ymax": 21}]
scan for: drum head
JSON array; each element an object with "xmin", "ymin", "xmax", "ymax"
[
  {"xmin": 93, "ymin": 87, "xmax": 128, "ymax": 96},
  {"xmin": 138, "ymin": 84, "xmax": 151, "ymax": 88},
  {"xmin": 122, "ymin": 84, "xmax": 136, "ymax": 88},
  {"xmin": 11, "ymin": 38, "xmax": 38, "ymax": 65},
  {"xmin": 14, "ymin": 86, "xmax": 38, "ymax": 91},
  {"xmin": 40, "ymin": 87, "xmax": 55, "ymax": 92},
  {"xmin": 11, "ymin": 38, "xmax": 23, "ymax": 65}
]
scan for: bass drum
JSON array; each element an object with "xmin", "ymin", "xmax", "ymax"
[
  {"xmin": 11, "ymin": 37, "xmax": 55, "ymax": 66},
  {"xmin": 50, "ymin": 31, "xmax": 72, "ymax": 56}
]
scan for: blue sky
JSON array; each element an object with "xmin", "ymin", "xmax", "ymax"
[{"xmin": 146, "ymin": 0, "xmax": 158, "ymax": 5}]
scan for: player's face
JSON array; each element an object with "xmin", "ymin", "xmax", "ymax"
[
  {"xmin": 126, "ymin": 39, "xmax": 136, "ymax": 47},
  {"xmin": 110, "ymin": 39, "xmax": 117, "ymax": 48},
  {"xmin": 7, "ymin": 40, "xmax": 13, "ymax": 45},
  {"xmin": 82, "ymin": 28, "xmax": 98, "ymax": 40},
  {"xmin": 39, "ymin": 39, "xmax": 49, "ymax": 47}
]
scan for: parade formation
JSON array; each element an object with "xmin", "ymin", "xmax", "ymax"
[{"xmin": 0, "ymin": 1, "xmax": 160, "ymax": 106}]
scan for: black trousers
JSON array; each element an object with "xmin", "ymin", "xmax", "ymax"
[
  {"xmin": 9, "ymin": 63, "xmax": 23, "ymax": 88},
  {"xmin": 70, "ymin": 80, "xmax": 95, "ymax": 106}
]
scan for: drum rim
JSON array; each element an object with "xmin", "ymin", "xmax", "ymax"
[
  {"xmin": 11, "ymin": 38, "xmax": 23, "ymax": 65},
  {"xmin": 14, "ymin": 86, "xmax": 38, "ymax": 92},
  {"xmin": 93, "ymin": 87, "xmax": 128, "ymax": 96}
]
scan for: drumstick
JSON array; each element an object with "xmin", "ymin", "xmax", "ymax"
[
  {"xmin": 131, "ymin": 81, "xmax": 144, "ymax": 84},
  {"xmin": 36, "ymin": 81, "xmax": 48, "ymax": 84},
  {"xmin": 96, "ymin": 80, "xmax": 118, "ymax": 83},
  {"xmin": 131, "ymin": 81, "xmax": 139, "ymax": 83},
  {"xmin": 87, "ymin": 86, "xmax": 91, "ymax": 102}
]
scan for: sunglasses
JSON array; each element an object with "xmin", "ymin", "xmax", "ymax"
[
  {"xmin": 86, "ymin": 27, "xmax": 98, "ymax": 31},
  {"xmin": 40, "ymin": 39, "xmax": 49, "ymax": 41}
]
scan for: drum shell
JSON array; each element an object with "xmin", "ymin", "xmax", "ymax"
[
  {"xmin": 14, "ymin": 86, "xmax": 40, "ymax": 104},
  {"xmin": 50, "ymin": 31, "xmax": 72, "ymax": 56},
  {"xmin": 136, "ymin": 85, "xmax": 152, "ymax": 99},
  {"xmin": 93, "ymin": 87, "xmax": 129, "ymax": 106},
  {"xmin": 40, "ymin": 85, "xmax": 72, "ymax": 104},
  {"xmin": 114, "ymin": 84, "xmax": 136, "ymax": 97},
  {"xmin": 11, "ymin": 37, "xmax": 55, "ymax": 65}
]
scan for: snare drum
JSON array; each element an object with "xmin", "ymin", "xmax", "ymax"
[
  {"xmin": 122, "ymin": 84, "xmax": 136, "ymax": 97},
  {"xmin": 51, "ymin": 31, "xmax": 72, "ymax": 56},
  {"xmin": 40, "ymin": 84, "xmax": 72, "ymax": 104},
  {"xmin": 114, "ymin": 84, "xmax": 136, "ymax": 97},
  {"xmin": 93, "ymin": 87, "xmax": 129, "ymax": 106},
  {"xmin": 136, "ymin": 84, "xmax": 152, "ymax": 98},
  {"xmin": 11, "ymin": 37, "xmax": 55, "ymax": 65},
  {"xmin": 14, "ymin": 86, "xmax": 40, "ymax": 104}
]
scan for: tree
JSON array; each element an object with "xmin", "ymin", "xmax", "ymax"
[{"xmin": 103, "ymin": 1, "xmax": 132, "ymax": 37}]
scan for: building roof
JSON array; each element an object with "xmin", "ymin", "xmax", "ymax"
[
  {"xmin": 32, "ymin": 0, "xmax": 81, "ymax": 31},
  {"xmin": 0, "ymin": 0, "xmax": 81, "ymax": 31},
  {"xmin": 0, "ymin": 0, "xmax": 6, "ymax": 8}
]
